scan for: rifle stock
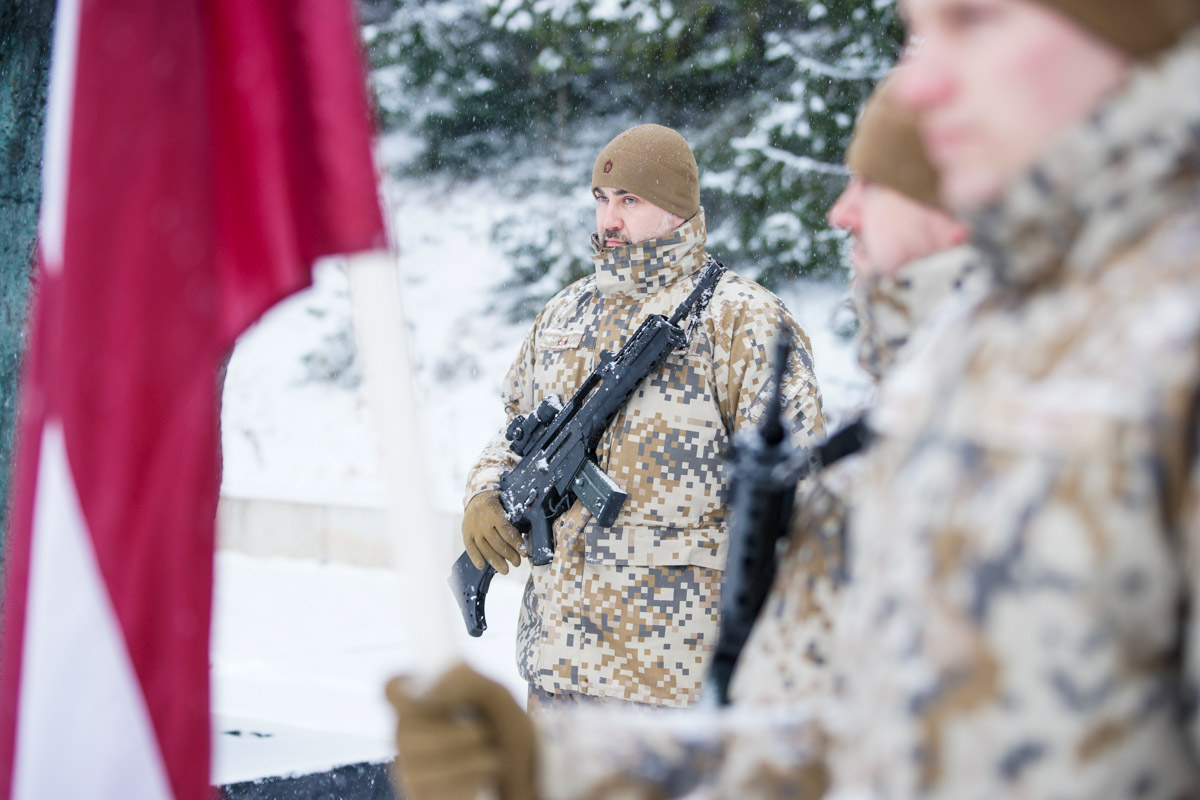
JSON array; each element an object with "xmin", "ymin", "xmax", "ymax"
[{"xmin": 449, "ymin": 552, "xmax": 494, "ymax": 638}]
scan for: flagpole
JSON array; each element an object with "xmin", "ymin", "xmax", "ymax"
[{"xmin": 346, "ymin": 215, "xmax": 460, "ymax": 677}]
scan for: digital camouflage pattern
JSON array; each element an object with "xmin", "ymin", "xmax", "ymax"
[
  {"xmin": 831, "ymin": 31, "xmax": 1200, "ymax": 799},
  {"xmin": 526, "ymin": 681, "xmax": 659, "ymax": 714},
  {"xmin": 465, "ymin": 209, "xmax": 826, "ymax": 707}
]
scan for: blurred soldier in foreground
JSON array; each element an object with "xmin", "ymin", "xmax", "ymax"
[
  {"xmin": 386, "ymin": 80, "xmax": 975, "ymax": 800},
  {"xmin": 833, "ymin": 0, "xmax": 1200, "ymax": 796},
  {"xmin": 458, "ymin": 123, "xmax": 825, "ymax": 714}
]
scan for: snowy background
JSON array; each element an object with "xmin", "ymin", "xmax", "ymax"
[
  {"xmin": 219, "ymin": 168, "xmax": 871, "ymax": 510},
  {"xmin": 211, "ymin": 0, "xmax": 887, "ymax": 780}
]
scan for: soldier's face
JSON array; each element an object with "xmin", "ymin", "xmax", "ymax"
[
  {"xmin": 828, "ymin": 177, "xmax": 968, "ymax": 279},
  {"xmin": 894, "ymin": 0, "xmax": 1130, "ymax": 212},
  {"xmin": 593, "ymin": 187, "xmax": 686, "ymax": 248}
]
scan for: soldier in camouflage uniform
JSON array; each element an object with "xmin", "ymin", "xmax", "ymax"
[
  {"xmin": 387, "ymin": 82, "xmax": 976, "ymax": 800},
  {"xmin": 460, "ymin": 123, "xmax": 826, "ymax": 712}
]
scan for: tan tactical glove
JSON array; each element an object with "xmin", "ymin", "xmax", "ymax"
[
  {"xmin": 462, "ymin": 490, "xmax": 524, "ymax": 574},
  {"xmin": 386, "ymin": 663, "xmax": 538, "ymax": 800}
]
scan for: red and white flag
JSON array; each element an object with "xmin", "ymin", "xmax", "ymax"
[{"xmin": 0, "ymin": 1, "xmax": 386, "ymax": 798}]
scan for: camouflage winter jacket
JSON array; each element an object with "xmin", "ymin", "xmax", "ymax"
[
  {"xmin": 464, "ymin": 209, "xmax": 826, "ymax": 707},
  {"xmin": 831, "ymin": 31, "xmax": 1200, "ymax": 800}
]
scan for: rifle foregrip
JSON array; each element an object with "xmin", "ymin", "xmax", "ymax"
[
  {"xmin": 449, "ymin": 551, "xmax": 496, "ymax": 637},
  {"xmin": 528, "ymin": 511, "xmax": 555, "ymax": 567}
]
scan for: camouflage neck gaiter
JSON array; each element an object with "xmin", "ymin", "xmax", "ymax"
[
  {"xmin": 852, "ymin": 245, "xmax": 983, "ymax": 382},
  {"xmin": 589, "ymin": 208, "xmax": 708, "ymax": 297}
]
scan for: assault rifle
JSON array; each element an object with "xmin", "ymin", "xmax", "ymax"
[
  {"xmin": 450, "ymin": 260, "xmax": 727, "ymax": 637},
  {"xmin": 707, "ymin": 329, "xmax": 869, "ymax": 704}
]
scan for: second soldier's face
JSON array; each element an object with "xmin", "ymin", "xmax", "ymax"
[
  {"xmin": 593, "ymin": 187, "xmax": 686, "ymax": 248},
  {"xmin": 894, "ymin": 0, "xmax": 1130, "ymax": 212},
  {"xmin": 827, "ymin": 177, "xmax": 967, "ymax": 279}
]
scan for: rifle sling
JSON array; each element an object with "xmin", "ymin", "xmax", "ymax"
[{"xmin": 816, "ymin": 416, "xmax": 870, "ymax": 469}]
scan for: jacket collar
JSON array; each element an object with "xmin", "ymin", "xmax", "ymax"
[
  {"xmin": 969, "ymin": 30, "xmax": 1200, "ymax": 290},
  {"xmin": 590, "ymin": 209, "xmax": 708, "ymax": 297}
]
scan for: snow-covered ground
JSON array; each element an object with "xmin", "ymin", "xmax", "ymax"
[
  {"xmin": 214, "ymin": 171, "xmax": 872, "ymax": 783},
  {"xmin": 210, "ymin": 551, "xmax": 530, "ymax": 784}
]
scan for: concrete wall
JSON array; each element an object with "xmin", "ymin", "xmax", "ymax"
[
  {"xmin": 0, "ymin": 2, "xmax": 53, "ymax": 547},
  {"xmin": 216, "ymin": 495, "xmax": 461, "ymax": 567}
]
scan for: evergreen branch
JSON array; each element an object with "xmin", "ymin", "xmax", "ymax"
[
  {"xmin": 758, "ymin": 146, "xmax": 849, "ymax": 177},
  {"xmin": 790, "ymin": 52, "xmax": 889, "ymax": 81}
]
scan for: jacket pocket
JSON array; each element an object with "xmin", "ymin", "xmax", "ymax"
[{"xmin": 583, "ymin": 523, "xmax": 728, "ymax": 570}]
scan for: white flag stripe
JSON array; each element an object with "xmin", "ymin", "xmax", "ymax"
[
  {"xmin": 13, "ymin": 422, "xmax": 173, "ymax": 800},
  {"xmin": 38, "ymin": 0, "xmax": 81, "ymax": 273}
]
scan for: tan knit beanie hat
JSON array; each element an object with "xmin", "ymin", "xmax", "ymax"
[
  {"xmin": 846, "ymin": 77, "xmax": 942, "ymax": 211},
  {"xmin": 1030, "ymin": 0, "xmax": 1200, "ymax": 57},
  {"xmin": 592, "ymin": 124, "xmax": 700, "ymax": 220}
]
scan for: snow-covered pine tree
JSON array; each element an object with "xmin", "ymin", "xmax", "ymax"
[
  {"xmin": 0, "ymin": 0, "xmax": 54, "ymax": 545},
  {"xmin": 704, "ymin": 0, "xmax": 900, "ymax": 288}
]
